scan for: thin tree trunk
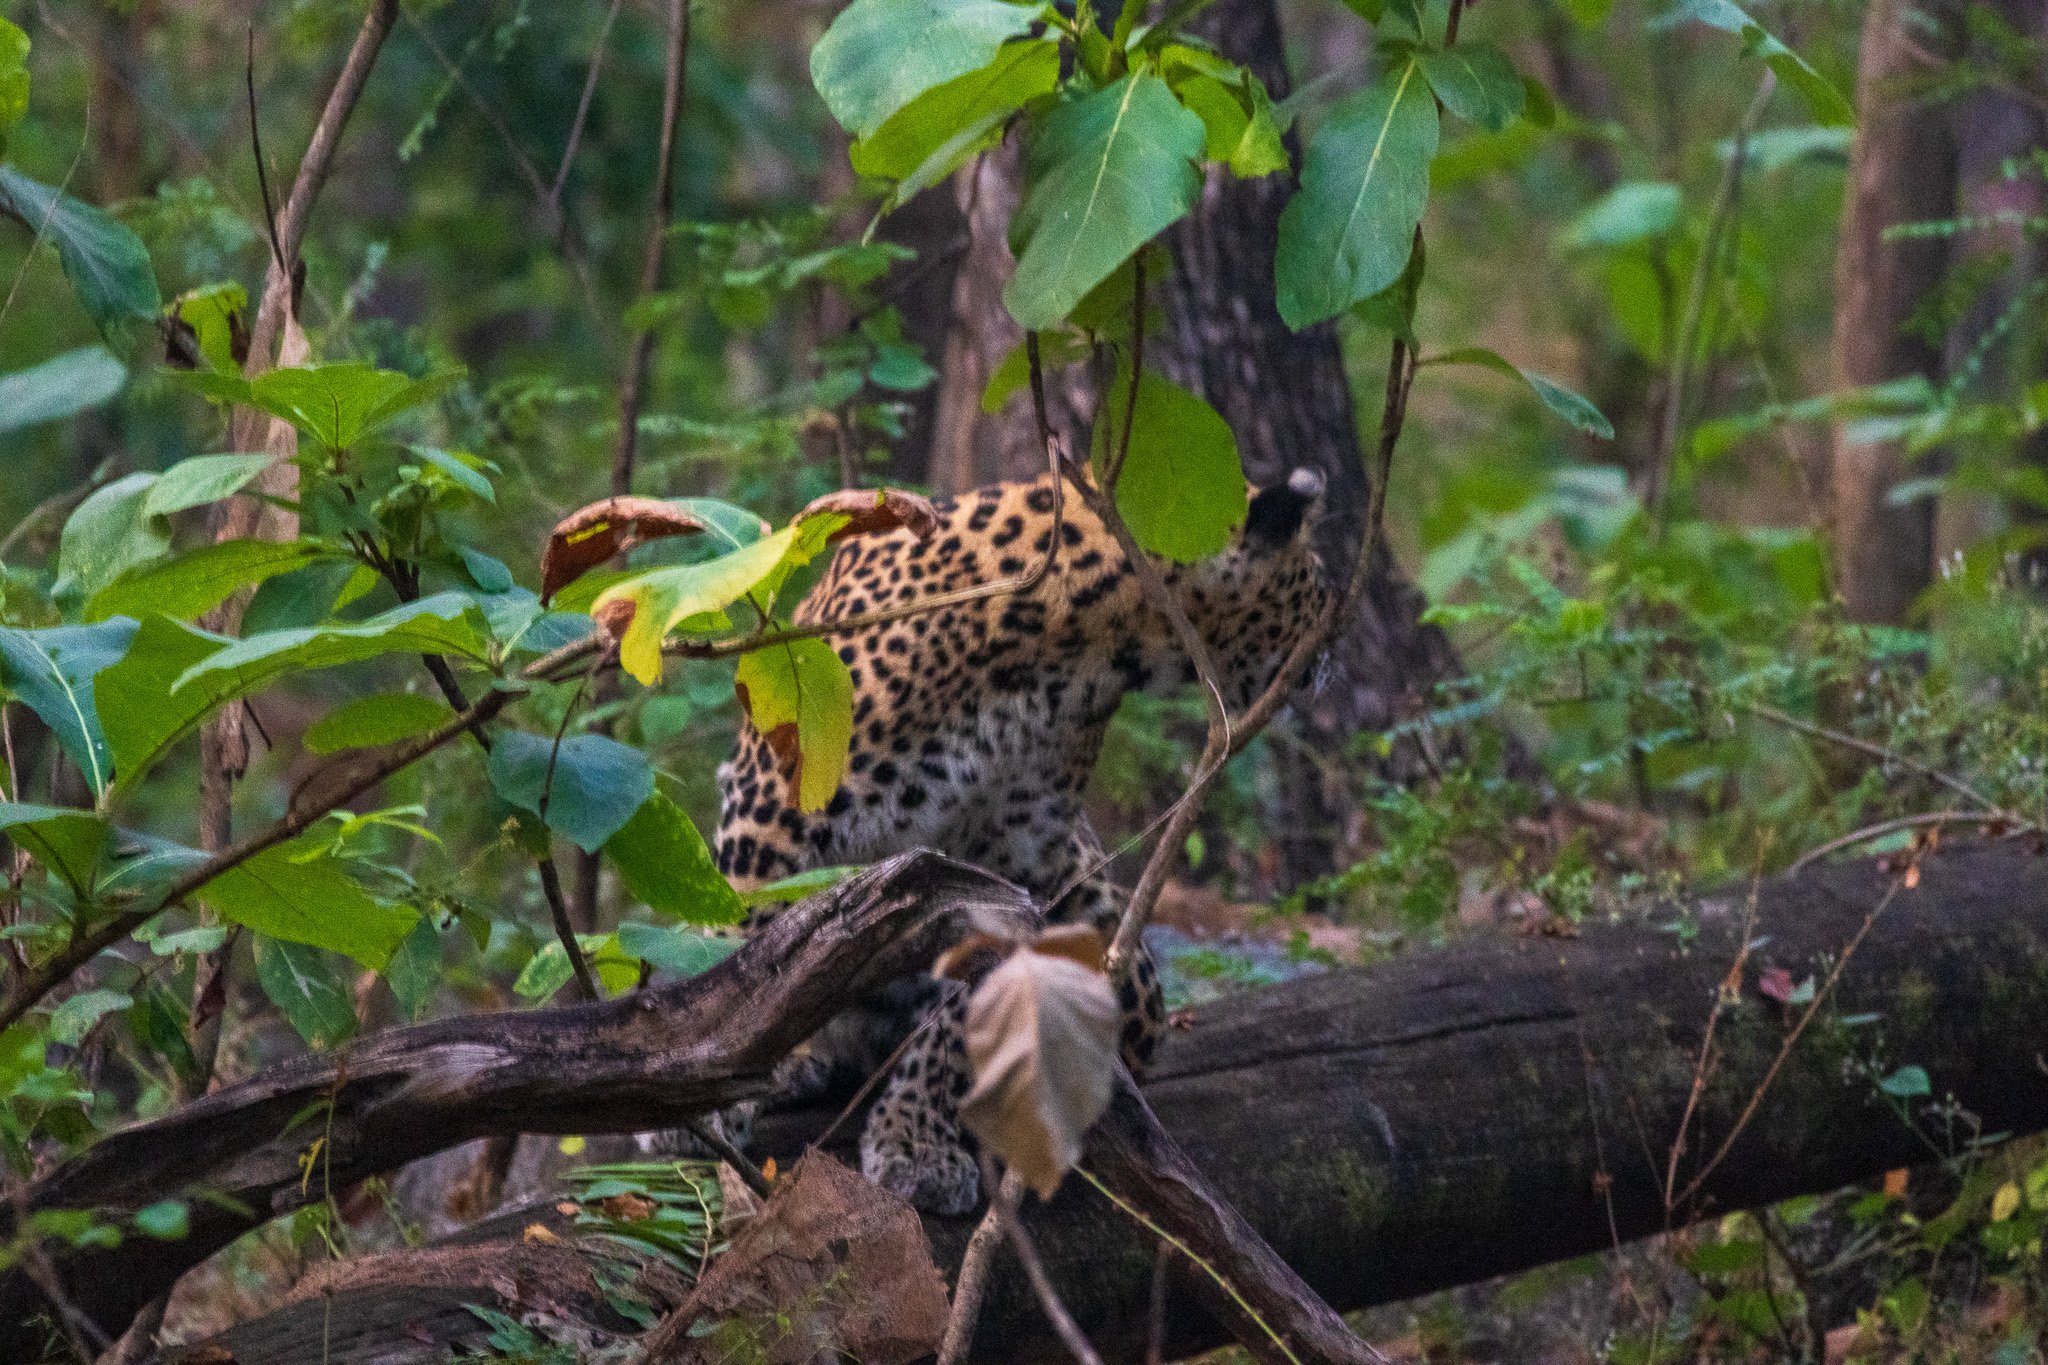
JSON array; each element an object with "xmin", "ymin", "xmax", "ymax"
[{"xmin": 1827, "ymin": 0, "xmax": 1962, "ymax": 623}]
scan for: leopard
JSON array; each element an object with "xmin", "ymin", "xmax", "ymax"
[{"xmin": 712, "ymin": 465, "xmax": 1330, "ymax": 1214}]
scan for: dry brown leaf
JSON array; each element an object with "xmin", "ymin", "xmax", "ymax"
[
  {"xmin": 540, "ymin": 496, "xmax": 709, "ymax": 604},
  {"xmin": 796, "ymin": 487, "xmax": 941, "ymax": 544},
  {"xmin": 595, "ymin": 1192, "xmax": 658, "ymax": 1221},
  {"xmin": 1029, "ymin": 923, "xmax": 1106, "ymax": 972},
  {"xmin": 522, "ymin": 1223, "xmax": 561, "ymax": 1245},
  {"xmin": 959, "ymin": 946, "xmax": 1120, "ymax": 1199},
  {"xmin": 653, "ymin": 1152, "xmax": 948, "ymax": 1365},
  {"xmin": 932, "ymin": 931, "xmax": 1020, "ymax": 982},
  {"xmin": 1883, "ymin": 1167, "xmax": 1909, "ymax": 1197}
]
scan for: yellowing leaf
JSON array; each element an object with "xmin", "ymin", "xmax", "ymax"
[
  {"xmin": 958, "ymin": 947, "xmax": 1120, "ymax": 1199},
  {"xmin": 594, "ymin": 526, "xmax": 797, "ymax": 685},
  {"xmin": 1992, "ymin": 1181, "xmax": 2022, "ymax": 1223},
  {"xmin": 735, "ymin": 638, "xmax": 854, "ymax": 813}
]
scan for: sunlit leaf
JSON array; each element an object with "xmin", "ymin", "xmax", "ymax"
[
  {"xmin": 735, "ymin": 638, "xmax": 855, "ymax": 813},
  {"xmin": 594, "ymin": 526, "xmax": 801, "ymax": 686},
  {"xmin": 0, "ymin": 19, "xmax": 27, "ymax": 152}
]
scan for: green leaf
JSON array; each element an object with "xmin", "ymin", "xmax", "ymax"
[
  {"xmin": 49, "ymin": 988, "xmax": 129, "ymax": 1047},
  {"xmin": 1418, "ymin": 43, "xmax": 1525, "ymax": 133},
  {"xmin": 242, "ymin": 363, "xmax": 463, "ymax": 454},
  {"xmin": 738, "ymin": 864, "xmax": 860, "ymax": 907},
  {"xmin": 1422, "ymin": 346, "xmax": 1616, "ymax": 439},
  {"xmin": 0, "ymin": 347, "xmax": 125, "ymax": 436},
  {"xmin": 252, "ymin": 936, "xmax": 359, "ymax": 1049},
  {"xmin": 595, "ymin": 525, "xmax": 801, "ymax": 686},
  {"xmin": 0, "ymin": 166, "xmax": 161, "ymax": 336},
  {"xmin": 1275, "ymin": 55, "xmax": 1437, "ymax": 330},
  {"xmin": 385, "ymin": 916, "xmax": 441, "ymax": 1021},
  {"xmin": 1879, "ymin": 1064, "xmax": 1931, "ymax": 1099},
  {"xmin": 0, "ymin": 19, "xmax": 27, "ymax": 152},
  {"xmin": 0, "ymin": 802, "xmax": 109, "ymax": 896},
  {"xmin": 304, "ymin": 693, "xmax": 457, "ymax": 755},
  {"xmin": 1561, "ymin": 180, "xmax": 1682, "ymax": 249},
  {"xmin": 1657, "ymin": 0, "xmax": 1853, "ymax": 127},
  {"xmin": 604, "ymin": 790, "xmax": 744, "ymax": 926},
  {"xmin": 487, "ymin": 732, "xmax": 656, "ymax": 854},
  {"xmin": 95, "ymin": 614, "xmax": 230, "ymax": 793},
  {"xmin": 410, "ymin": 446, "xmax": 496, "ymax": 503},
  {"xmin": 132, "ymin": 1201, "xmax": 189, "ymax": 1241},
  {"xmin": 735, "ymin": 638, "xmax": 855, "ymax": 814},
  {"xmin": 1160, "ymin": 51, "xmax": 1289, "ymax": 179},
  {"xmin": 142, "ymin": 453, "xmax": 275, "ymax": 518},
  {"xmin": 172, "ymin": 282, "xmax": 247, "ymax": 375},
  {"xmin": 851, "ymin": 38, "xmax": 1058, "ymax": 184},
  {"xmin": 616, "ymin": 920, "xmax": 738, "ymax": 979},
  {"xmin": 513, "ymin": 932, "xmax": 638, "ymax": 1001},
  {"xmin": 203, "ymin": 839, "xmax": 418, "ymax": 971},
  {"xmin": 174, "ymin": 593, "xmax": 489, "ymax": 708},
  {"xmin": 1096, "ymin": 370, "xmax": 1248, "ymax": 561},
  {"xmin": 811, "ymin": 0, "xmax": 1043, "ymax": 138},
  {"xmin": 0, "ymin": 619, "xmax": 135, "ymax": 796},
  {"xmin": 53, "ymin": 472, "xmax": 173, "ymax": 606},
  {"xmin": 85, "ymin": 539, "xmax": 328, "ymax": 625},
  {"xmin": 1004, "ymin": 74, "xmax": 1207, "ymax": 330}
]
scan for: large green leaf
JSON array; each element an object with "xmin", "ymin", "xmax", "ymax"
[
  {"xmin": 195, "ymin": 363, "xmax": 464, "ymax": 454},
  {"xmin": 1422, "ymin": 346, "xmax": 1615, "ymax": 439},
  {"xmin": 1658, "ymin": 0, "xmax": 1853, "ymax": 127},
  {"xmin": 95, "ymin": 614, "xmax": 230, "ymax": 794},
  {"xmin": 735, "ymin": 637, "xmax": 855, "ymax": 814},
  {"xmin": 199, "ymin": 839, "xmax": 418, "ymax": 970},
  {"xmin": 1418, "ymin": 43, "xmax": 1526, "ymax": 134},
  {"xmin": 52, "ymin": 473, "xmax": 173, "ymax": 606},
  {"xmin": 0, "ymin": 347, "xmax": 125, "ymax": 437},
  {"xmin": 850, "ymin": 38, "xmax": 1059, "ymax": 192},
  {"xmin": 252, "ymin": 936, "xmax": 359, "ymax": 1048},
  {"xmin": 0, "ymin": 802, "xmax": 108, "ymax": 896},
  {"xmin": 811, "ymin": 0, "xmax": 1042, "ymax": 138},
  {"xmin": 49, "ymin": 989, "xmax": 130, "ymax": 1048},
  {"xmin": 487, "ymin": 731, "xmax": 655, "ymax": 854},
  {"xmin": 173, "ymin": 593, "xmax": 489, "ymax": 707},
  {"xmin": 1098, "ymin": 371, "xmax": 1248, "ymax": 562},
  {"xmin": 1561, "ymin": 180, "xmax": 1681, "ymax": 249},
  {"xmin": 1157, "ymin": 45, "xmax": 1288, "ymax": 178},
  {"xmin": 0, "ymin": 166, "xmax": 161, "ymax": 336},
  {"xmin": 1004, "ymin": 74, "xmax": 1206, "ymax": 331},
  {"xmin": 304, "ymin": 693, "xmax": 457, "ymax": 755},
  {"xmin": 1275, "ymin": 54, "xmax": 1437, "ymax": 330},
  {"xmin": 0, "ymin": 620, "xmax": 135, "ymax": 796},
  {"xmin": 85, "ymin": 540, "xmax": 330, "ymax": 625},
  {"xmin": 142, "ymin": 453, "xmax": 275, "ymax": 518},
  {"xmin": 604, "ymin": 789, "xmax": 744, "ymax": 926}
]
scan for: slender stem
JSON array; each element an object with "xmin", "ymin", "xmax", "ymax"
[
  {"xmin": 995, "ymin": 1187, "xmax": 1106, "ymax": 1365},
  {"xmin": 1788, "ymin": 810, "xmax": 2019, "ymax": 874},
  {"xmin": 936, "ymin": 1169, "xmax": 1024, "ymax": 1365},
  {"xmin": 681, "ymin": 1118, "xmax": 772, "ymax": 1198},
  {"xmin": 549, "ymin": 0, "xmax": 626, "ymax": 210},
  {"xmin": 1743, "ymin": 699, "xmax": 2014, "ymax": 819}
]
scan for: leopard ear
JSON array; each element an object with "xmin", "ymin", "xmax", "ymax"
[{"xmin": 1243, "ymin": 467, "xmax": 1324, "ymax": 547}]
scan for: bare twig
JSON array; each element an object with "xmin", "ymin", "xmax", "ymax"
[
  {"xmin": 1742, "ymin": 700, "xmax": 2015, "ymax": 819},
  {"xmin": 993, "ymin": 1174, "xmax": 1106, "ymax": 1365},
  {"xmin": 612, "ymin": 0, "xmax": 693, "ymax": 494},
  {"xmin": 1145, "ymin": 1240, "xmax": 1171, "ymax": 1365},
  {"xmin": 1670, "ymin": 875, "xmax": 1907, "ymax": 1212},
  {"xmin": 936, "ymin": 1169, "xmax": 1024, "ymax": 1365},
  {"xmin": 1663, "ymin": 872, "xmax": 1763, "ymax": 1218},
  {"xmin": 1647, "ymin": 70, "xmax": 1775, "ymax": 523},
  {"xmin": 548, "ymin": 0, "xmax": 627, "ymax": 211},
  {"xmin": 1788, "ymin": 809, "xmax": 2019, "ymax": 874},
  {"xmin": 682, "ymin": 1118, "xmax": 773, "ymax": 1199}
]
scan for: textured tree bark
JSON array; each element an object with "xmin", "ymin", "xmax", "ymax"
[
  {"xmin": 134, "ymin": 841, "xmax": 2048, "ymax": 1365},
  {"xmin": 1827, "ymin": 0, "xmax": 1962, "ymax": 623}
]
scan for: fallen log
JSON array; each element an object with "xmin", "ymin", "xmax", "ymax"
[{"xmin": 140, "ymin": 841, "xmax": 2048, "ymax": 1363}]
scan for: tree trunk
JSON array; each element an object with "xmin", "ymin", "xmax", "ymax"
[
  {"xmin": 138, "ymin": 840, "xmax": 2048, "ymax": 1365},
  {"xmin": 1827, "ymin": 0, "xmax": 1962, "ymax": 623}
]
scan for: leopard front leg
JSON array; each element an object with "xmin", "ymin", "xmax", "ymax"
[{"xmin": 859, "ymin": 987, "xmax": 981, "ymax": 1216}]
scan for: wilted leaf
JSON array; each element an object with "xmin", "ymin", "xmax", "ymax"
[
  {"xmin": 594, "ymin": 526, "xmax": 802, "ymax": 686},
  {"xmin": 959, "ymin": 943, "xmax": 1121, "ymax": 1198},
  {"xmin": 734, "ymin": 639, "xmax": 855, "ymax": 813},
  {"xmin": 667, "ymin": 1152, "xmax": 949, "ymax": 1365},
  {"xmin": 795, "ymin": 486, "xmax": 941, "ymax": 544},
  {"xmin": 540, "ymin": 496, "xmax": 709, "ymax": 604}
]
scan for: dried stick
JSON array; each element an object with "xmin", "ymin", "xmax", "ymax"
[
  {"xmin": 937, "ymin": 1169, "xmax": 1025, "ymax": 1365},
  {"xmin": 549, "ymin": 0, "xmax": 626, "ymax": 211},
  {"xmin": 1743, "ymin": 700, "xmax": 2017, "ymax": 820},
  {"xmin": 1788, "ymin": 810, "xmax": 2015, "ymax": 874},
  {"xmin": 994, "ymin": 1180, "xmax": 1106, "ymax": 1365},
  {"xmin": 1663, "ymin": 873, "xmax": 1763, "ymax": 1217}
]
